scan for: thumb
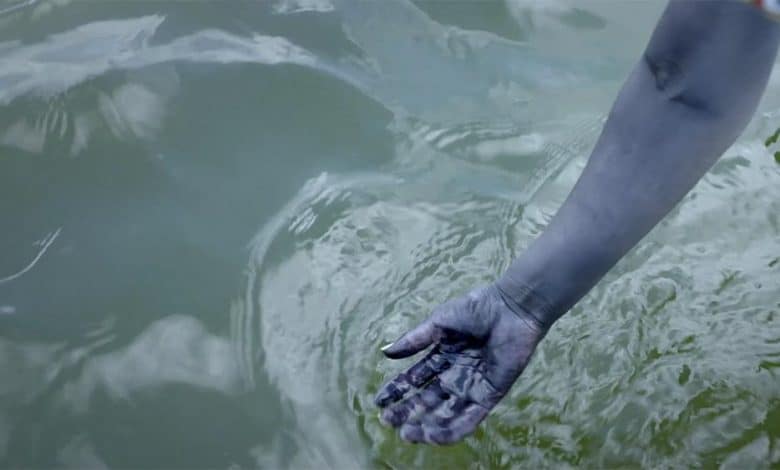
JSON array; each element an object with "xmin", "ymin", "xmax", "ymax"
[{"xmin": 381, "ymin": 320, "xmax": 436, "ymax": 359}]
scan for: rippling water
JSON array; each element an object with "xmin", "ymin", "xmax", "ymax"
[{"xmin": 2, "ymin": 0, "xmax": 780, "ymax": 468}]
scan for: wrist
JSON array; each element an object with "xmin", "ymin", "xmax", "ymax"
[{"xmin": 493, "ymin": 277, "xmax": 557, "ymax": 332}]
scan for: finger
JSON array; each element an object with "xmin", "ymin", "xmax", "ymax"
[
  {"xmin": 373, "ymin": 377, "xmax": 412, "ymax": 410},
  {"xmin": 381, "ymin": 320, "xmax": 437, "ymax": 359},
  {"xmin": 379, "ymin": 379, "xmax": 451, "ymax": 428},
  {"xmin": 405, "ymin": 402, "xmax": 488, "ymax": 445},
  {"xmin": 374, "ymin": 350, "xmax": 450, "ymax": 408},
  {"xmin": 398, "ymin": 422, "xmax": 425, "ymax": 443}
]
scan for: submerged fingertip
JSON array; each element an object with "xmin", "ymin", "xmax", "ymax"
[
  {"xmin": 375, "ymin": 393, "xmax": 399, "ymax": 409},
  {"xmin": 399, "ymin": 424, "xmax": 424, "ymax": 443},
  {"xmin": 374, "ymin": 393, "xmax": 388, "ymax": 408}
]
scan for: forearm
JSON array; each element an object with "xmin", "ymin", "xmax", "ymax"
[{"xmin": 497, "ymin": 0, "xmax": 780, "ymax": 328}]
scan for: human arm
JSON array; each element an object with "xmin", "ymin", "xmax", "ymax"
[{"xmin": 375, "ymin": 0, "xmax": 780, "ymax": 444}]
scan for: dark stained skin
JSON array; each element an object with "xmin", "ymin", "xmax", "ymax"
[{"xmin": 376, "ymin": 1, "xmax": 780, "ymax": 445}]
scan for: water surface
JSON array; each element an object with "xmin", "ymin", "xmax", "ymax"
[{"xmin": 1, "ymin": 0, "xmax": 780, "ymax": 468}]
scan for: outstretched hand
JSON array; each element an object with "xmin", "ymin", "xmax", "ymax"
[{"xmin": 374, "ymin": 284, "xmax": 547, "ymax": 444}]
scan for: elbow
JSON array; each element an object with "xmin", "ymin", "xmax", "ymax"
[{"xmin": 642, "ymin": 53, "xmax": 719, "ymax": 118}]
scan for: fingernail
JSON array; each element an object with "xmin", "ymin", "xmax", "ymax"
[{"xmin": 380, "ymin": 342, "xmax": 394, "ymax": 351}]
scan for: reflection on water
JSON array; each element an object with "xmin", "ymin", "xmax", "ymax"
[
  {"xmin": 0, "ymin": 15, "xmax": 316, "ymax": 105},
  {"xmin": 61, "ymin": 315, "xmax": 243, "ymax": 413},
  {"xmin": 1, "ymin": 0, "xmax": 780, "ymax": 468}
]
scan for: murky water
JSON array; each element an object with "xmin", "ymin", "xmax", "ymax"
[{"xmin": 1, "ymin": 0, "xmax": 780, "ymax": 468}]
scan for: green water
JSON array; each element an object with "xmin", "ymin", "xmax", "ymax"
[{"xmin": 1, "ymin": 0, "xmax": 780, "ymax": 468}]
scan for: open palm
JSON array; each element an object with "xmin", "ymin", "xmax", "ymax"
[{"xmin": 374, "ymin": 284, "xmax": 547, "ymax": 444}]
